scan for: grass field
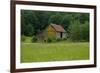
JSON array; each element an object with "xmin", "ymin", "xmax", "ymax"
[{"xmin": 21, "ymin": 42, "xmax": 89, "ymax": 63}]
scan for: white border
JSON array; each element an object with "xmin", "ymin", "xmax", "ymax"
[{"xmin": 15, "ymin": 4, "xmax": 94, "ymax": 69}]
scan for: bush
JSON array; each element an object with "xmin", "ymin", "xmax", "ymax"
[
  {"xmin": 56, "ymin": 38, "xmax": 61, "ymax": 42},
  {"xmin": 47, "ymin": 38, "xmax": 52, "ymax": 43},
  {"xmin": 32, "ymin": 36, "xmax": 37, "ymax": 42},
  {"xmin": 62, "ymin": 38, "xmax": 67, "ymax": 40},
  {"xmin": 21, "ymin": 35, "xmax": 26, "ymax": 42}
]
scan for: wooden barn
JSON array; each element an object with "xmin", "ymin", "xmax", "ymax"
[{"xmin": 37, "ymin": 24, "xmax": 66, "ymax": 41}]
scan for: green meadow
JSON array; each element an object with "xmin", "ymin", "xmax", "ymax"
[{"xmin": 21, "ymin": 42, "xmax": 89, "ymax": 63}]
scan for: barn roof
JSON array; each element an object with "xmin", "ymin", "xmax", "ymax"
[{"xmin": 51, "ymin": 24, "xmax": 66, "ymax": 32}]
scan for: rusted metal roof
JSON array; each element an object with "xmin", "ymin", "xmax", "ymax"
[{"xmin": 51, "ymin": 24, "xmax": 66, "ymax": 32}]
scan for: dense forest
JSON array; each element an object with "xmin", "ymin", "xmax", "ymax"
[{"xmin": 21, "ymin": 10, "xmax": 89, "ymax": 41}]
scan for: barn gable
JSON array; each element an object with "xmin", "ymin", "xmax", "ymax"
[{"xmin": 45, "ymin": 24, "xmax": 57, "ymax": 39}]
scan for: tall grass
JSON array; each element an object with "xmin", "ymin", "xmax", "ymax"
[{"xmin": 21, "ymin": 42, "xmax": 89, "ymax": 63}]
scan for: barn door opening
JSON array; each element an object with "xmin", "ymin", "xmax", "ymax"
[{"xmin": 60, "ymin": 32, "xmax": 63, "ymax": 38}]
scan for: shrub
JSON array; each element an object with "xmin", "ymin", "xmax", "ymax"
[
  {"xmin": 21, "ymin": 35, "xmax": 26, "ymax": 42},
  {"xmin": 56, "ymin": 38, "xmax": 61, "ymax": 42},
  {"xmin": 62, "ymin": 38, "xmax": 67, "ymax": 40},
  {"xmin": 32, "ymin": 36, "xmax": 37, "ymax": 42},
  {"xmin": 47, "ymin": 38, "xmax": 52, "ymax": 43}
]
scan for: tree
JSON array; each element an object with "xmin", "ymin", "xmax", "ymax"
[
  {"xmin": 80, "ymin": 21, "xmax": 89, "ymax": 41},
  {"xmin": 60, "ymin": 14, "xmax": 72, "ymax": 32},
  {"xmin": 69, "ymin": 20, "xmax": 82, "ymax": 41},
  {"xmin": 79, "ymin": 13, "xmax": 89, "ymax": 24},
  {"xmin": 21, "ymin": 10, "xmax": 37, "ymax": 36},
  {"xmin": 48, "ymin": 13, "xmax": 62, "ymax": 24},
  {"xmin": 69, "ymin": 20, "xmax": 89, "ymax": 41},
  {"xmin": 24, "ymin": 24, "xmax": 34, "ymax": 36}
]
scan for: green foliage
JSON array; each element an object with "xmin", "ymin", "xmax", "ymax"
[
  {"xmin": 69, "ymin": 21, "xmax": 89, "ymax": 41},
  {"xmin": 80, "ymin": 21, "xmax": 89, "ymax": 41},
  {"xmin": 21, "ymin": 35, "xmax": 26, "ymax": 42},
  {"xmin": 32, "ymin": 36, "xmax": 37, "ymax": 42},
  {"xmin": 21, "ymin": 11, "xmax": 37, "ymax": 35},
  {"xmin": 60, "ymin": 14, "xmax": 72, "ymax": 32},
  {"xmin": 48, "ymin": 13, "xmax": 62, "ymax": 24},
  {"xmin": 56, "ymin": 38, "xmax": 62, "ymax": 42},
  {"xmin": 47, "ymin": 38, "xmax": 52, "ymax": 43},
  {"xmin": 24, "ymin": 24, "xmax": 34, "ymax": 36},
  {"xmin": 62, "ymin": 38, "xmax": 67, "ymax": 40},
  {"xmin": 21, "ymin": 10, "xmax": 89, "ymax": 42},
  {"xmin": 69, "ymin": 21, "xmax": 81, "ymax": 41}
]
